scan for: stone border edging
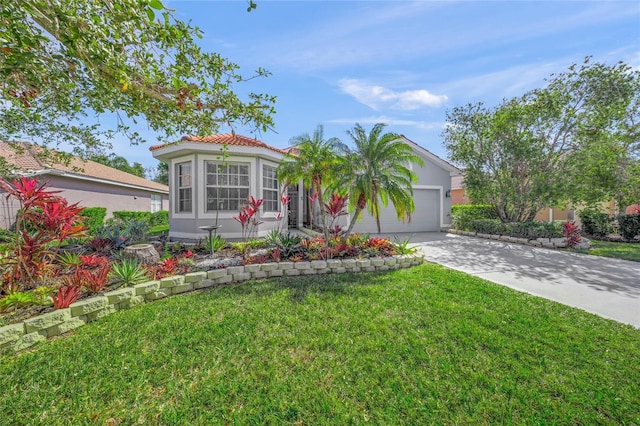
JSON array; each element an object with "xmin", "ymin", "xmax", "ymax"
[
  {"xmin": 448, "ymin": 229, "xmax": 569, "ymax": 248},
  {"xmin": 0, "ymin": 252, "xmax": 425, "ymax": 354}
]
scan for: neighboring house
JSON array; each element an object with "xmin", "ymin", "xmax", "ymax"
[
  {"xmin": 450, "ymin": 175, "xmax": 469, "ymax": 205},
  {"xmin": 0, "ymin": 141, "xmax": 169, "ymax": 229},
  {"xmin": 151, "ymin": 133, "xmax": 461, "ymax": 241}
]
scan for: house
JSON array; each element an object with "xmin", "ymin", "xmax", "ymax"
[
  {"xmin": 0, "ymin": 141, "xmax": 169, "ymax": 229},
  {"xmin": 150, "ymin": 134, "xmax": 287, "ymax": 240},
  {"xmin": 151, "ymin": 133, "xmax": 460, "ymax": 241}
]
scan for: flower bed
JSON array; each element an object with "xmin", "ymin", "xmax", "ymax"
[{"xmin": 0, "ymin": 251, "xmax": 425, "ymax": 354}]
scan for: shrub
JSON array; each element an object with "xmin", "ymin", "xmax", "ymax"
[
  {"xmin": 0, "ymin": 177, "xmax": 87, "ymax": 293},
  {"xmin": 111, "ymin": 210, "xmax": 152, "ymax": 224},
  {"xmin": 562, "ymin": 221, "xmax": 582, "ymax": 248},
  {"xmin": 505, "ymin": 221, "xmax": 562, "ymax": 239},
  {"xmin": 469, "ymin": 219, "xmax": 506, "ymax": 235},
  {"xmin": 80, "ymin": 207, "xmax": 107, "ymax": 236},
  {"xmin": 150, "ymin": 210, "xmax": 169, "ymax": 226},
  {"xmin": 451, "ymin": 204, "xmax": 497, "ymax": 230},
  {"xmin": 617, "ymin": 213, "xmax": 640, "ymax": 241},
  {"xmin": 579, "ymin": 208, "xmax": 613, "ymax": 237},
  {"xmin": 469, "ymin": 220, "xmax": 562, "ymax": 239}
]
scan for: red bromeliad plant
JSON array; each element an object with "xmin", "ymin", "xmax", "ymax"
[
  {"xmin": 51, "ymin": 284, "xmax": 83, "ymax": 309},
  {"xmin": 146, "ymin": 254, "xmax": 191, "ymax": 280},
  {"xmin": 75, "ymin": 254, "xmax": 111, "ymax": 293},
  {"xmin": 0, "ymin": 177, "xmax": 87, "ymax": 293}
]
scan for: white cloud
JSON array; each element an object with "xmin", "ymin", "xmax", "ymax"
[
  {"xmin": 328, "ymin": 116, "xmax": 444, "ymax": 130},
  {"xmin": 338, "ymin": 79, "xmax": 448, "ymax": 111}
]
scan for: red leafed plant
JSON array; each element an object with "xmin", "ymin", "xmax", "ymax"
[
  {"xmin": 148, "ymin": 257, "xmax": 179, "ymax": 280},
  {"xmin": 0, "ymin": 177, "xmax": 87, "ymax": 294},
  {"xmin": 51, "ymin": 284, "xmax": 83, "ymax": 309},
  {"xmin": 70, "ymin": 255, "xmax": 111, "ymax": 293},
  {"xmin": 562, "ymin": 221, "xmax": 582, "ymax": 248},
  {"xmin": 234, "ymin": 197, "xmax": 264, "ymax": 241}
]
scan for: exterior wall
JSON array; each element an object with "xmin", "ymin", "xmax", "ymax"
[
  {"xmin": 46, "ymin": 176, "xmax": 167, "ymax": 218},
  {"xmin": 0, "ymin": 175, "xmax": 168, "ymax": 229},
  {"xmin": 451, "ymin": 188, "xmax": 469, "ymax": 205}
]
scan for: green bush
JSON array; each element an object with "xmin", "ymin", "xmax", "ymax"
[
  {"xmin": 617, "ymin": 214, "xmax": 640, "ymax": 240},
  {"xmin": 150, "ymin": 210, "xmax": 169, "ymax": 226},
  {"xmin": 505, "ymin": 221, "xmax": 562, "ymax": 239},
  {"xmin": 579, "ymin": 209, "xmax": 613, "ymax": 237},
  {"xmin": 451, "ymin": 204, "xmax": 497, "ymax": 230},
  {"xmin": 469, "ymin": 220, "xmax": 563, "ymax": 239},
  {"xmin": 80, "ymin": 207, "xmax": 107, "ymax": 236},
  {"xmin": 112, "ymin": 210, "xmax": 152, "ymax": 224},
  {"xmin": 469, "ymin": 219, "xmax": 506, "ymax": 235}
]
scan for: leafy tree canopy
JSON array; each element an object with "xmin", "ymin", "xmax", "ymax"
[
  {"xmin": 443, "ymin": 57, "xmax": 639, "ymax": 222},
  {"xmin": 89, "ymin": 153, "xmax": 146, "ymax": 178},
  {"xmin": 0, "ymin": 0, "xmax": 275, "ymax": 156}
]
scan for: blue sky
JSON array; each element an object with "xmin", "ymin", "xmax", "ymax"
[{"xmin": 114, "ymin": 0, "xmax": 640, "ymax": 172}]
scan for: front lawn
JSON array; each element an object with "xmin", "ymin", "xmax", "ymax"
[
  {"xmin": 577, "ymin": 240, "xmax": 640, "ymax": 262},
  {"xmin": 1, "ymin": 264, "xmax": 638, "ymax": 424}
]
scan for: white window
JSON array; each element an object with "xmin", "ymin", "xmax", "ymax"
[
  {"xmin": 263, "ymin": 165, "xmax": 279, "ymax": 212},
  {"xmin": 205, "ymin": 161, "xmax": 250, "ymax": 212},
  {"xmin": 151, "ymin": 194, "xmax": 162, "ymax": 213},
  {"xmin": 175, "ymin": 162, "xmax": 192, "ymax": 213}
]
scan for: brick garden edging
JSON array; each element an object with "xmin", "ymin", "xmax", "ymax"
[
  {"xmin": 0, "ymin": 252, "xmax": 425, "ymax": 354},
  {"xmin": 448, "ymin": 229, "xmax": 570, "ymax": 249}
]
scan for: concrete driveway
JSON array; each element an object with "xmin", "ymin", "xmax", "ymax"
[{"xmin": 378, "ymin": 232, "xmax": 640, "ymax": 327}]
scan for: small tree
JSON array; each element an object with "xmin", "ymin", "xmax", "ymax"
[
  {"xmin": 444, "ymin": 58, "xmax": 640, "ymax": 222},
  {"xmin": 335, "ymin": 123, "xmax": 423, "ymax": 238},
  {"xmin": 277, "ymin": 125, "xmax": 346, "ymax": 241}
]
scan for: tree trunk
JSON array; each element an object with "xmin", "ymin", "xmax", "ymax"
[{"xmin": 123, "ymin": 244, "xmax": 160, "ymax": 265}]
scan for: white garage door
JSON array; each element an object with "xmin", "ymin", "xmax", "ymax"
[{"xmin": 353, "ymin": 189, "xmax": 440, "ymax": 233}]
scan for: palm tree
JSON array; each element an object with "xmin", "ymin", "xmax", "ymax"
[
  {"xmin": 277, "ymin": 125, "xmax": 346, "ymax": 241},
  {"xmin": 337, "ymin": 123, "xmax": 424, "ymax": 238}
]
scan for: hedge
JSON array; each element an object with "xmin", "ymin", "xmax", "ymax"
[
  {"xmin": 150, "ymin": 210, "xmax": 169, "ymax": 226},
  {"xmin": 112, "ymin": 211, "xmax": 152, "ymax": 224},
  {"xmin": 579, "ymin": 209, "xmax": 613, "ymax": 237},
  {"xmin": 451, "ymin": 204, "xmax": 497, "ymax": 230},
  {"xmin": 469, "ymin": 219, "xmax": 563, "ymax": 239},
  {"xmin": 79, "ymin": 207, "xmax": 107, "ymax": 236},
  {"xmin": 617, "ymin": 214, "xmax": 640, "ymax": 240}
]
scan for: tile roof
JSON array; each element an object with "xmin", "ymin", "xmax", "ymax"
[
  {"xmin": 150, "ymin": 133, "xmax": 286, "ymax": 154},
  {"xmin": 0, "ymin": 141, "xmax": 168, "ymax": 193}
]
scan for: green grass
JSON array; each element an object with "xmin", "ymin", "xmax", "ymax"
[
  {"xmin": 576, "ymin": 240, "xmax": 640, "ymax": 262},
  {"xmin": 1, "ymin": 264, "xmax": 638, "ymax": 425}
]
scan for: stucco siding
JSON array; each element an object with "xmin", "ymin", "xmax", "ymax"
[
  {"xmin": 44, "ymin": 176, "xmax": 167, "ymax": 218},
  {"xmin": 0, "ymin": 175, "xmax": 168, "ymax": 229}
]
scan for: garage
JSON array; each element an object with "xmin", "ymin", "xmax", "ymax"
[{"xmin": 352, "ymin": 188, "xmax": 441, "ymax": 233}]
